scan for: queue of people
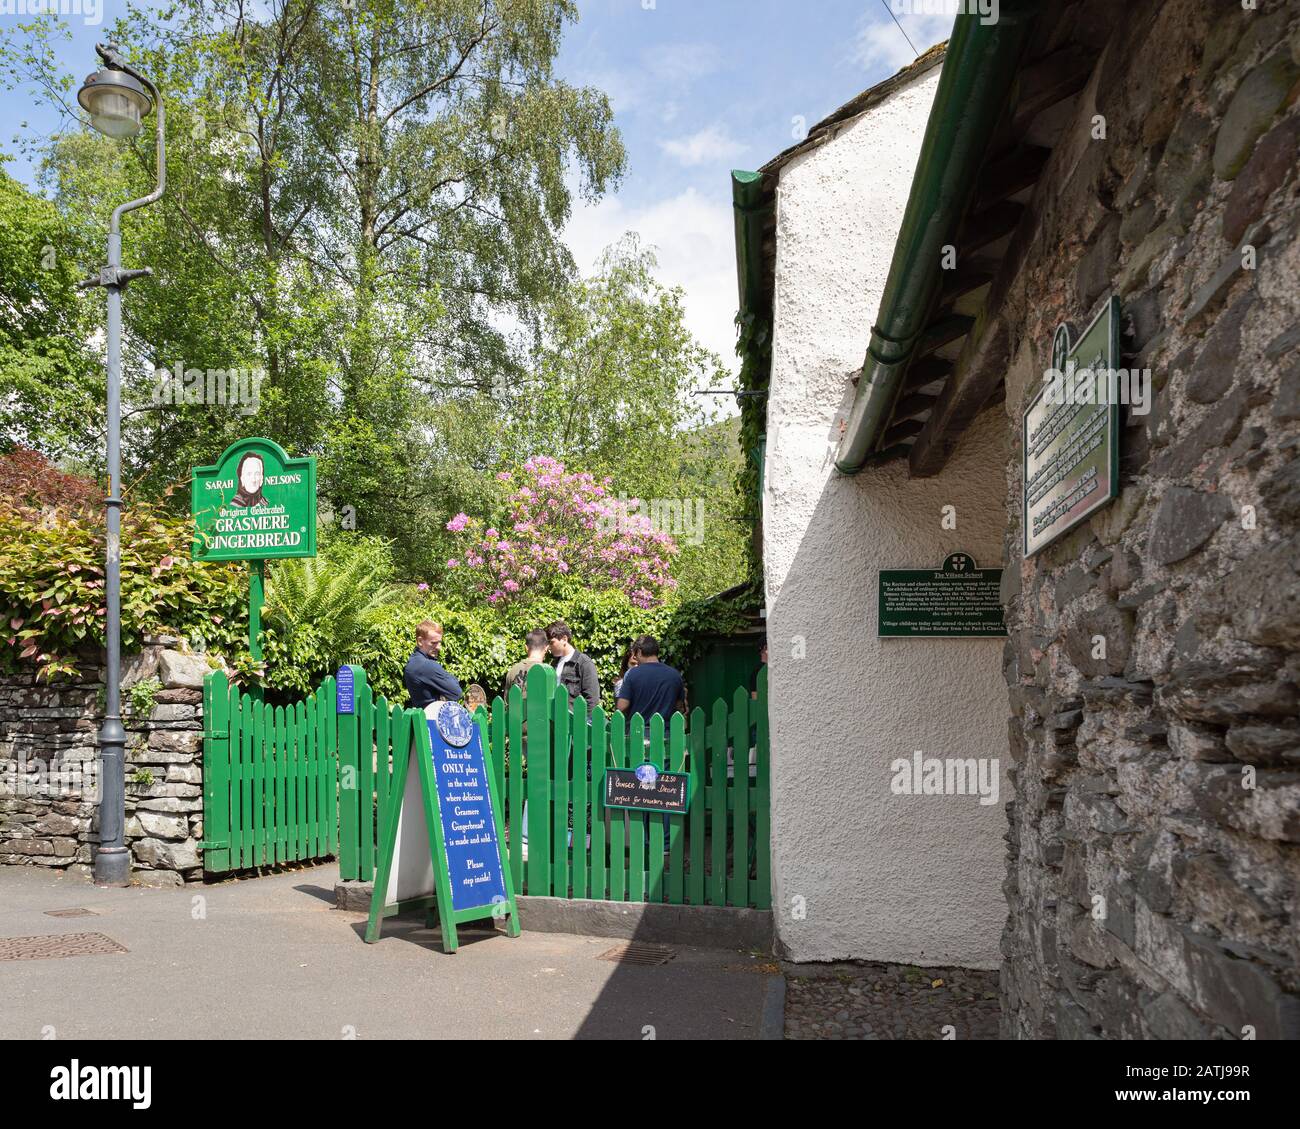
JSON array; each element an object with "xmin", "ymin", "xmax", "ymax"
[{"xmin": 401, "ymin": 616, "xmax": 690, "ymax": 723}]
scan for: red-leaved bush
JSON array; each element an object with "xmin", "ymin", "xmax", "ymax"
[{"xmin": 0, "ymin": 448, "xmax": 247, "ymax": 680}]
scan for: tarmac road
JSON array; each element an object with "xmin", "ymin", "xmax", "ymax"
[{"xmin": 0, "ymin": 863, "xmax": 780, "ymax": 1040}]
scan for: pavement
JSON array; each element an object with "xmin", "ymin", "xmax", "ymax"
[{"xmin": 0, "ymin": 863, "xmax": 782, "ymax": 1040}]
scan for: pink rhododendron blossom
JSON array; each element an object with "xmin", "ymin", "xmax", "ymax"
[{"xmin": 439, "ymin": 458, "xmax": 678, "ymax": 608}]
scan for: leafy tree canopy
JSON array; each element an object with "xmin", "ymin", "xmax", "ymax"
[{"xmin": 0, "ymin": 2, "xmax": 749, "ymax": 606}]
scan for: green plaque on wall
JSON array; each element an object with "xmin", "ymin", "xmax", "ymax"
[
  {"xmin": 1022, "ymin": 296, "xmax": 1122, "ymax": 557},
  {"xmin": 878, "ymin": 552, "xmax": 1006, "ymax": 638},
  {"xmin": 191, "ymin": 437, "xmax": 317, "ymax": 562}
]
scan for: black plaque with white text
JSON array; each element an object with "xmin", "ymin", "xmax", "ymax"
[{"xmin": 602, "ymin": 767, "xmax": 691, "ymax": 814}]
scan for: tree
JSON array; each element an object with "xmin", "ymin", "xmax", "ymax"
[
  {"xmin": 0, "ymin": 168, "xmax": 100, "ymax": 461},
  {"xmin": 3, "ymin": 1, "xmax": 625, "ymax": 517},
  {"xmin": 421, "ymin": 235, "xmax": 749, "ymax": 597},
  {"xmin": 507, "ymin": 235, "xmax": 724, "ymax": 487},
  {"xmin": 1, "ymin": 8, "xmax": 748, "ymax": 599}
]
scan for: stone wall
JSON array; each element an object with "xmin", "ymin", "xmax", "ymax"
[
  {"xmin": 0, "ymin": 640, "xmax": 217, "ymax": 886},
  {"xmin": 996, "ymin": 0, "xmax": 1300, "ymax": 1037}
]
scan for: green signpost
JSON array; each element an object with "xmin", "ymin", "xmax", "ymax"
[
  {"xmin": 190, "ymin": 437, "xmax": 317, "ymax": 669},
  {"xmin": 877, "ymin": 552, "xmax": 1006, "ymax": 638}
]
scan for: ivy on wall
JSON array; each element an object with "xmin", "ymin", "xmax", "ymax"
[{"xmin": 735, "ymin": 307, "xmax": 771, "ymax": 597}]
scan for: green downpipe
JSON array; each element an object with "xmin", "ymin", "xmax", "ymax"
[
  {"xmin": 834, "ymin": 6, "xmax": 1037, "ymax": 475},
  {"xmin": 732, "ymin": 169, "xmax": 767, "ymax": 318}
]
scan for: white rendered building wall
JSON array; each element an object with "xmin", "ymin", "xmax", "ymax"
[{"xmin": 764, "ymin": 67, "xmax": 1010, "ymax": 968}]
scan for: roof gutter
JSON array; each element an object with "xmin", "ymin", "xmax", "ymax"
[{"xmin": 834, "ymin": 6, "xmax": 1037, "ymax": 475}]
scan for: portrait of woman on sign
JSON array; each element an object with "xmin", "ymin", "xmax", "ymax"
[{"xmin": 231, "ymin": 451, "xmax": 267, "ymax": 508}]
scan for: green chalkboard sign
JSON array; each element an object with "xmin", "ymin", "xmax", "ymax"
[
  {"xmin": 191, "ymin": 437, "xmax": 316, "ymax": 562},
  {"xmin": 878, "ymin": 552, "xmax": 1006, "ymax": 638}
]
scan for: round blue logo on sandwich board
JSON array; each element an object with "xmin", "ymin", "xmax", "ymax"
[
  {"xmin": 434, "ymin": 701, "xmax": 475, "ymax": 747},
  {"xmin": 635, "ymin": 763, "xmax": 658, "ymax": 789}
]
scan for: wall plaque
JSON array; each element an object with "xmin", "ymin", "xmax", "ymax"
[
  {"xmin": 877, "ymin": 552, "xmax": 1006, "ymax": 638},
  {"xmin": 1022, "ymin": 297, "xmax": 1121, "ymax": 557}
]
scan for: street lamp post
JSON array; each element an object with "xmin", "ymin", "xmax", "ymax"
[{"xmin": 77, "ymin": 43, "xmax": 165, "ymax": 887}]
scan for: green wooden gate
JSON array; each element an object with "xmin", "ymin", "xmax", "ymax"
[
  {"xmin": 201, "ymin": 671, "xmax": 338, "ymax": 872},
  {"xmin": 203, "ymin": 664, "xmax": 770, "ymax": 912},
  {"xmin": 334, "ymin": 666, "xmax": 420, "ymax": 883},
  {"xmin": 337, "ymin": 663, "xmax": 771, "ymax": 909}
]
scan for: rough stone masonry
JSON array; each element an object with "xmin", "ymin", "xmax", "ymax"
[
  {"xmin": 0, "ymin": 638, "xmax": 217, "ymax": 886},
  {"xmin": 998, "ymin": 0, "xmax": 1300, "ymax": 1037}
]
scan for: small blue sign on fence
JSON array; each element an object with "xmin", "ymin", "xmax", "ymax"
[{"xmin": 336, "ymin": 666, "xmax": 355, "ymax": 715}]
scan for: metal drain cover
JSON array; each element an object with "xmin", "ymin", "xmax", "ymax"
[
  {"xmin": 0, "ymin": 933, "xmax": 128, "ymax": 961},
  {"xmin": 596, "ymin": 942, "xmax": 676, "ymax": 966},
  {"xmin": 44, "ymin": 908, "xmax": 98, "ymax": 918}
]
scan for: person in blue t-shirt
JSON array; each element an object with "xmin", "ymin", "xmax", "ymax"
[
  {"xmin": 616, "ymin": 635, "xmax": 683, "ymax": 845},
  {"xmin": 616, "ymin": 635, "xmax": 685, "ymax": 721}
]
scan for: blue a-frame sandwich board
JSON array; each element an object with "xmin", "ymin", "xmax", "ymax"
[{"xmin": 364, "ymin": 703, "xmax": 520, "ymax": 953}]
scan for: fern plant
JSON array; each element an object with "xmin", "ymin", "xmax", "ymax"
[{"xmin": 258, "ymin": 537, "xmax": 404, "ymax": 694}]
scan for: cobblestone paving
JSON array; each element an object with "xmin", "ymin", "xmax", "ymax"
[{"xmin": 783, "ymin": 960, "xmax": 1001, "ymax": 1040}]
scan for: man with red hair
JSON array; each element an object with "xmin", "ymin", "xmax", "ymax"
[{"xmin": 403, "ymin": 619, "xmax": 462, "ymax": 708}]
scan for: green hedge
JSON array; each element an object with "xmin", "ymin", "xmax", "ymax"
[
  {"xmin": 351, "ymin": 587, "xmax": 673, "ymax": 709},
  {"xmin": 0, "ymin": 491, "xmax": 708, "ymax": 709}
]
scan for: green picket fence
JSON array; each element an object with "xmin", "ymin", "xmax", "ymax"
[
  {"xmin": 513, "ymin": 663, "xmax": 770, "ymax": 909},
  {"xmin": 334, "ymin": 667, "xmax": 420, "ymax": 884},
  {"xmin": 201, "ymin": 670, "xmax": 338, "ymax": 872},
  {"xmin": 203, "ymin": 663, "xmax": 771, "ymax": 912},
  {"xmin": 337, "ymin": 663, "xmax": 771, "ymax": 910}
]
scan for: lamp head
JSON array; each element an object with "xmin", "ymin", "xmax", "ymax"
[{"xmin": 77, "ymin": 44, "xmax": 153, "ymax": 139}]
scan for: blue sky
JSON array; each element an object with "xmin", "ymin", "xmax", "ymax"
[{"xmin": 2, "ymin": 0, "xmax": 954, "ymax": 369}]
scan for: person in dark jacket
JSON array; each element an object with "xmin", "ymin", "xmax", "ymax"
[
  {"xmin": 545, "ymin": 620, "xmax": 599, "ymax": 711},
  {"xmin": 403, "ymin": 620, "xmax": 463, "ymax": 708}
]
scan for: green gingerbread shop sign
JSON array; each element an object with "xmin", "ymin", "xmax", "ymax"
[{"xmin": 191, "ymin": 437, "xmax": 316, "ymax": 562}]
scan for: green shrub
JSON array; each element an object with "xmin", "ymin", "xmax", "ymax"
[
  {"xmin": 0, "ymin": 453, "xmax": 707, "ymax": 704},
  {"xmin": 0, "ymin": 461, "xmax": 248, "ymax": 680},
  {"xmin": 127, "ymin": 676, "xmax": 162, "ymax": 718},
  {"xmin": 256, "ymin": 535, "xmax": 404, "ymax": 696},
  {"xmin": 660, "ymin": 585, "xmax": 760, "ymax": 675},
  {"xmin": 350, "ymin": 587, "xmax": 672, "ymax": 709}
]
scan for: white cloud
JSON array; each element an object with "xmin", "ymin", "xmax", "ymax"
[
  {"xmin": 564, "ymin": 186, "xmax": 740, "ymax": 375},
  {"xmin": 642, "ymin": 42, "xmax": 722, "ymax": 87},
  {"xmin": 572, "ymin": 42, "xmax": 721, "ymax": 120},
  {"xmin": 851, "ymin": 9, "xmax": 951, "ymax": 75},
  {"xmin": 658, "ymin": 125, "xmax": 746, "ymax": 168}
]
